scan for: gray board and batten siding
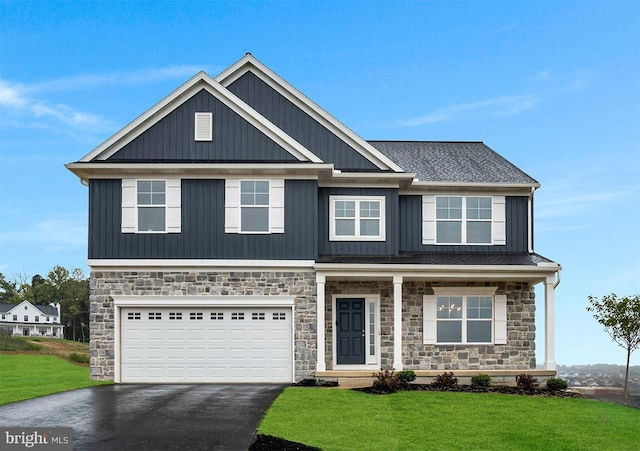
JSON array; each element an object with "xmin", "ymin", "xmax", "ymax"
[
  {"xmin": 107, "ymin": 89, "xmax": 297, "ymax": 162},
  {"xmin": 227, "ymin": 71, "xmax": 382, "ymax": 172},
  {"xmin": 318, "ymin": 187, "xmax": 400, "ymax": 256},
  {"xmin": 88, "ymin": 179, "xmax": 318, "ymax": 260},
  {"xmin": 399, "ymin": 195, "xmax": 530, "ymax": 253}
]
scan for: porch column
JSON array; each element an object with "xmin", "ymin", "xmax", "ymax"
[
  {"xmin": 544, "ymin": 275, "xmax": 557, "ymax": 371},
  {"xmin": 393, "ymin": 275, "xmax": 403, "ymax": 371},
  {"xmin": 316, "ymin": 274, "xmax": 326, "ymax": 372}
]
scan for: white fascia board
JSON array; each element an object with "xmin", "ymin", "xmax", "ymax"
[
  {"xmin": 314, "ymin": 263, "xmax": 561, "ymax": 283},
  {"xmin": 408, "ymin": 181, "xmax": 540, "ymax": 191},
  {"xmin": 215, "ymin": 54, "xmax": 404, "ymax": 173},
  {"xmin": 76, "ymin": 71, "xmax": 323, "ymax": 164},
  {"xmin": 65, "ymin": 162, "xmax": 334, "ymax": 181},
  {"xmin": 319, "ymin": 171, "xmax": 416, "ymax": 188},
  {"xmin": 88, "ymin": 259, "xmax": 315, "ymax": 271}
]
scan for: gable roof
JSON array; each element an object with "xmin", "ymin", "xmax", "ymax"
[
  {"xmin": 77, "ymin": 71, "xmax": 323, "ymax": 164},
  {"xmin": 369, "ymin": 141, "xmax": 538, "ymax": 186},
  {"xmin": 215, "ymin": 53, "xmax": 404, "ymax": 173},
  {"xmin": 0, "ymin": 301, "xmax": 57, "ymax": 315}
]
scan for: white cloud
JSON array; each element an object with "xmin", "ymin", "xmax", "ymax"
[
  {"xmin": 28, "ymin": 65, "xmax": 207, "ymax": 92},
  {"xmin": 528, "ymin": 69, "xmax": 551, "ymax": 83},
  {"xmin": 0, "ymin": 218, "xmax": 87, "ymax": 250},
  {"xmin": 536, "ymin": 190, "xmax": 627, "ymax": 219},
  {"xmin": 0, "ymin": 65, "xmax": 210, "ymax": 136},
  {"xmin": 0, "ymin": 79, "xmax": 113, "ymax": 134},
  {"xmin": 396, "ymin": 94, "xmax": 539, "ymax": 126}
]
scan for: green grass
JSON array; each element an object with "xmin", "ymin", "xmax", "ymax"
[
  {"xmin": 258, "ymin": 388, "xmax": 640, "ymax": 450},
  {"xmin": 0, "ymin": 354, "xmax": 111, "ymax": 405}
]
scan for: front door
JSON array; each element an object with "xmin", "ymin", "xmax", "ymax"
[{"xmin": 336, "ymin": 298, "xmax": 365, "ymax": 364}]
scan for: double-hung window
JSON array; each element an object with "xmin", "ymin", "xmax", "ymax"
[
  {"xmin": 137, "ymin": 180, "xmax": 166, "ymax": 232},
  {"xmin": 423, "ymin": 195, "xmax": 505, "ymax": 245},
  {"xmin": 121, "ymin": 178, "xmax": 181, "ymax": 234},
  {"xmin": 436, "ymin": 196, "xmax": 491, "ymax": 244},
  {"xmin": 240, "ymin": 181, "xmax": 270, "ymax": 233},
  {"xmin": 329, "ymin": 196, "xmax": 385, "ymax": 241},
  {"xmin": 224, "ymin": 179, "xmax": 285, "ymax": 234},
  {"xmin": 435, "ymin": 296, "xmax": 492, "ymax": 343},
  {"xmin": 423, "ymin": 288, "xmax": 507, "ymax": 345}
]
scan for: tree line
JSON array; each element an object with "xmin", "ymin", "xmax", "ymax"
[{"xmin": 0, "ymin": 265, "xmax": 89, "ymax": 342}]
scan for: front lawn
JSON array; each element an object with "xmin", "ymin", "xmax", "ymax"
[
  {"xmin": 258, "ymin": 387, "xmax": 640, "ymax": 450},
  {"xmin": 0, "ymin": 354, "xmax": 110, "ymax": 405}
]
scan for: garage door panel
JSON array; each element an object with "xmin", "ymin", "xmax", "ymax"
[{"xmin": 121, "ymin": 306, "xmax": 292, "ymax": 383}]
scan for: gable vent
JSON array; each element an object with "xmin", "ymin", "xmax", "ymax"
[{"xmin": 195, "ymin": 112, "xmax": 213, "ymax": 141}]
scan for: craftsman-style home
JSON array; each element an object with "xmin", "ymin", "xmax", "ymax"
[{"xmin": 67, "ymin": 54, "xmax": 561, "ymax": 384}]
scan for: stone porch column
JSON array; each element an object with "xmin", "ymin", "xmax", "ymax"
[
  {"xmin": 544, "ymin": 275, "xmax": 557, "ymax": 371},
  {"xmin": 393, "ymin": 275, "xmax": 403, "ymax": 371},
  {"xmin": 316, "ymin": 274, "xmax": 326, "ymax": 372}
]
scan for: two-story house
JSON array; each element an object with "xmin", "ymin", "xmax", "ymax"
[
  {"xmin": 0, "ymin": 301, "xmax": 64, "ymax": 338},
  {"xmin": 66, "ymin": 54, "xmax": 561, "ymax": 384}
]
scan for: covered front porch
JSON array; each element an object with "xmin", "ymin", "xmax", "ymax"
[{"xmin": 313, "ymin": 258, "xmax": 561, "ymax": 385}]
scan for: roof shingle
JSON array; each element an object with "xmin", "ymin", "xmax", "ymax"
[{"xmin": 368, "ymin": 141, "xmax": 538, "ymax": 184}]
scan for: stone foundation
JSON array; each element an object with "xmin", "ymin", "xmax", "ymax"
[
  {"xmin": 90, "ymin": 271, "xmax": 537, "ymax": 382},
  {"xmin": 89, "ymin": 270, "xmax": 317, "ymax": 381},
  {"xmin": 324, "ymin": 281, "xmax": 536, "ymax": 371}
]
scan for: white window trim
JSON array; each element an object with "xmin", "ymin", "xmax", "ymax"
[
  {"xmin": 329, "ymin": 195, "xmax": 386, "ymax": 241},
  {"xmin": 423, "ymin": 288, "xmax": 507, "ymax": 345},
  {"xmin": 332, "ymin": 294, "xmax": 380, "ymax": 369},
  {"xmin": 224, "ymin": 178, "xmax": 285, "ymax": 234},
  {"xmin": 422, "ymin": 195, "xmax": 505, "ymax": 245},
  {"xmin": 194, "ymin": 112, "xmax": 213, "ymax": 141},
  {"xmin": 121, "ymin": 178, "xmax": 181, "ymax": 234}
]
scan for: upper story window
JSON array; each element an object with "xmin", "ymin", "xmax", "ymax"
[
  {"xmin": 241, "ymin": 181, "xmax": 270, "ymax": 232},
  {"xmin": 225, "ymin": 179, "xmax": 284, "ymax": 234},
  {"xmin": 121, "ymin": 179, "xmax": 181, "ymax": 234},
  {"xmin": 423, "ymin": 195, "xmax": 506, "ymax": 245},
  {"xmin": 137, "ymin": 180, "xmax": 166, "ymax": 232},
  {"xmin": 436, "ymin": 196, "xmax": 491, "ymax": 244},
  {"xmin": 329, "ymin": 196, "xmax": 385, "ymax": 241}
]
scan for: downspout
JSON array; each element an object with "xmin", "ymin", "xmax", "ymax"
[{"xmin": 528, "ymin": 187, "xmax": 535, "ymax": 253}]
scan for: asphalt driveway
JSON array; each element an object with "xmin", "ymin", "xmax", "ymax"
[{"xmin": 0, "ymin": 384, "xmax": 286, "ymax": 450}]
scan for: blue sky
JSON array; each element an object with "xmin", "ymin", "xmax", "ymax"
[{"xmin": 0, "ymin": 1, "xmax": 638, "ymax": 366}]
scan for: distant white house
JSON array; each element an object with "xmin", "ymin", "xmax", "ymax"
[{"xmin": 0, "ymin": 300, "xmax": 64, "ymax": 338}]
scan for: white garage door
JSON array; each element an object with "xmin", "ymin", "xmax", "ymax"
[{"xmin": 120, "ymin": 306, "xmax": 292, "ymax": 383}]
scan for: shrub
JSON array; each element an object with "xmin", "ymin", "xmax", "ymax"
[
  {"xmin": 546, "ymin": 377, "xmax": 568, "ymax": 391},
  {"xmin": 396, "ymin": 370, "xmax": 416, "ymax": 387},
  {"xmin": 0, "ymin": 331, "xmax": 41, "ymax": 351},
  {"xmin": 68, "ymin": 353, "xmax": 90, "ymax": 364},
  {"xmin": 432, "ymin": 372, "xmax": 458, "ymax": 389},
  {"xmin": 373, "ymin": 369, "xmax": 400, "ymax": 393},
  {"xmin": 471, "ymin": 374, "xmax": 491, "ymax": 387},
  {"xmin": 516, "ymin": 373, "xmax": 539, "ymax": 391}
]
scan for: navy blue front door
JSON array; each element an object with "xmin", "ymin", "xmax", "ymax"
[{"xmin": 336, "ymin": 298, "xmax": 365, "ymax": 364}]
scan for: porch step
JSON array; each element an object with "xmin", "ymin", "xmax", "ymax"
[{"xmin": 337, "ymin": 377, "xmax": 373, "ymax": 389}]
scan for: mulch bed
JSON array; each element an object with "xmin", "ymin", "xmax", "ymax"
[{"xmin": 249, "ymin": 434, "xmax": 320, "ymax": 451}]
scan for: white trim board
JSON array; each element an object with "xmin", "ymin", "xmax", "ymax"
[{"xmin": 88, "ymin": 259, "xmax": 315, "ymax": 269}]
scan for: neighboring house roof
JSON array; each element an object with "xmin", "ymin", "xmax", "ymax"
[
  {"xmin": 0, "ymin": 303, "xmax": 15, "ymax": 313},
  {"xmin": 316, "ymin": 252, "xmax": 554, "ymax": 266},
  {"xmin": 37, "ymin": 305, "xmax": 58, "ymax": 316},
  {"xmin": 0, "ymin": 302, "xmax": 58, "ymax": 316},
  {"xmin": 369, "ymin": 141, "xmax": 538, "ymax": 185}
]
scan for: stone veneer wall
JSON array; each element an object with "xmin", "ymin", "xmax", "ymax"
[
  {"xmin": 89, "ymin": 270, "xmax": 317, "ymax": 381},
  {"xmin": 324, "ymin": 281, "xmax": 536, "ymax": 371}
]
